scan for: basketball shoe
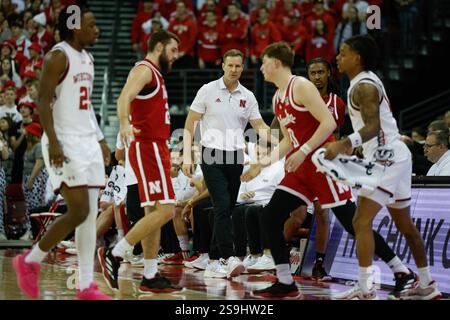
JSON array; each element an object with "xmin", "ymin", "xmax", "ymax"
[
  {"xmin": 76, "ymin": 283, "xmax": 113, "ymax": 300},
  {"xmin": 139, "ymin": 274, "xmax": 184, "ymax": 294},
  {"xmin": 97, "ymin": 247, "xmax": 121, "ymax": 290},
  {"xmin": 332, "ymin": 282, "xmax": 378, "ymax": 300},
  {"xmin": 250, "ymin": 281, "xmax": 303, "ymax": 299},
  {"xmin": 12, "ymin": 250, "xmax": 40, "ymax": 299}
]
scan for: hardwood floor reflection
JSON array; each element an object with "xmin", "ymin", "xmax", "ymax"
[{"xmin": 1, "ymin": 249, "xmax": 391, "ymax": 300}]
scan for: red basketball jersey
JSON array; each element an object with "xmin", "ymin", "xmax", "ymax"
[
  {"xmin": 274, "ymin": 76, "xmax": 334, "ymax": 158},
  {"xmin": 130, "ymin": 59, "xmax": 171, "ymax": 142},
  {"xmin": 324, "ymin": 92, "xmax": 346, "ymax": 128}
]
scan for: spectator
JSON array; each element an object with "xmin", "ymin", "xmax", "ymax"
[
  {"xmin": 31, "ymin": 12, "xmax": 54, "ymax": 53},
  {"xmin": 0, "ymin": 126, "xmax": 10, "ymax": 240},
  {"xmin": 279, "ymin": 12, "xmax": 308, "ymax": 68},
  {"xmin": 23, "ymin": 10, "xmax": 37, "ymax": 39},
  {"xmin": 342, "ymin": 0, "xmax": 369, "ymax": 21},
  {"xmin": 306, "ymin": 0, "xmax": 336, "ymax": 43},
  {"xmin": 427, "ymin": 119, "xmax": 448, "ymax": 134},
  {"xmin": 2, "ymin": 0, "xmax": 18, "ymax": 18},
  {"xmin": 0, "ymin": 14, "xmax": 12, "ymax": 43},
  {"xmin": 197, "ymin": 0, "xmax": 222, "ymax": 24},
  {"xmin": 44, "ymin": 0, "xmax": 64, "ymax": 25},
  {"xmin": 29, "ymin": 0, "xmax": 44, "ymax": 15},
  {"xmin": 18, "ymin": 71, "xmax": 38, "ymax": 103},
  {"xmin": 249, "ymin": 0, "xmax": 275, "ymax": 25},
  {"xmin": 425, "ymin": 131, "xmax": 450, "ymax": 176},
  {"xmin": 18, "ymin": 101, "xmax": 36, "ymax": 127},
  {"xmin": 0, "ymin": 85, "xmax": 21, "ymax": 122},
  {"xmin": 19, "ymin": 42, "xmax": 43, "ymax": 76},
  {"xmin": 21, "ymin": 122, "xmax": 47, "ymax": 240},
  {"xmin": 250, "ymin": 7, "xmax": 282, "ymax": 67},
  {"xmin": 334, "ymin": 5, "xmax": 367, "ymax": 52},
  {"xmin": 219, "ymin": 3, "xmax": 249, "ymax": 57},
  {"xmin": 197, "ymin": 10, "xmax": 221, "ymax": 69},
  {"xmin": 154, "ymin": 0, "xmax": 194, "ymax": 20},
  {"xmin": 168, "ymin": 0, "xmax": 198, "ymax": 69},
  {"xmin": 131, "ymin": 0, "xmax": 154, "ymax": 59},
  {"xmin": 274, "ymin": 0, "xmax": 300, "ymax": 26},
  {"xmin": 9, "ymin": 19, "xmax": 31, "ymax": 62},
  {"xmin": 306, "ymin": 19, "xmax": 335, "ymax": 63},
  {"xmin": 141, "ymin": 16, "xmax": 167, "ymax": 55},
  {"xmin": 1, "ymin": 57, "xmax": 21, "ymax": 87},
  {"xmin": 0, "ymin": 40, "xmax": 15, "ymax": 60}
]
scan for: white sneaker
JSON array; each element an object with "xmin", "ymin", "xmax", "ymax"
[
  {"xmin": 243, "ymin": 255, "xmax": 258, "ymax": 268},
  {"xmin": 185, "ymin": 253, "xmax": 209, "ymax": 269},
  {"xmin": 204, "ymin": 260, "xmax": 228, "ymax": 278},
  {"xmin": 65, "ymin": 248, "xmax": 77, "ymax": 255},
  {"xmin": 246, "ymin": 255, "xmax": 276, "ymax": 273},
  {"xmin": 397, "ymin": 281, "xmax": 442, "ymax": 300},
  {"xmin": 58, "ymin": 240, "xmax": 76, "ymax": 249},
  {"xmin": 225, "ymin": 256, "xmax": 245, "ymax": 278},
  {"xmin": 157, "ymin": 253, "xmax": 173, "ymax": 264},
  {"xmin": 332, "ymin": 282, "xmax": 378, "ymax": 300}
]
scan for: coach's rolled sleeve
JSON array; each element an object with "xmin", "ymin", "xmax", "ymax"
[
  {"xmin": 190, "ymin": 85, "xmax": 208, "ymax": 114},
  {"xmin": 248, "ymin": 94, "xmax": 262, "ymax": 121}
]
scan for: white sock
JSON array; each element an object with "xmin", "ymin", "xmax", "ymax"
[
  {"xmin": 143, "ymin": 259, "xmax": 158, "ymax": 279},
  {"xmin": 387, "ymin": 256, "xmax": 409, "ymax": 274},
  {"xmin": 276, "ymin": 264, "xmax": 293, "ymax": 285},
  {"xmin": 117, "ymin": 229, "xmax": 124, "ymax": 241},
  {"xmin": 112, "ymin": 238, "xmax": 133, "ymax": 258},
  {"xmin": 76, "ymin": 189, "xmax": 98, "ymax": 291},
  {"xmin": 358, "ymin": 266, "xmax": 374, "ymax": 293},
  {"xmin": 418, "ymin": 266, "xmax": 433, "ymax": 288},
  {"xmin": 25, "ymin": 243, "xmax": 48, "ymax": 264},
  {"xmin": 177, "ymin": 235, "xmax": 189, "ymax": 251}
]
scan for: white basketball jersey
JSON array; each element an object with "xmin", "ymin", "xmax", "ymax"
[
  {"xmin": 50, "ymin": 41, "xmax": 97, "ymax": 136},
  {"xmin": 347, "ymin": 71, "xmax": 409, "ymax": 163}
]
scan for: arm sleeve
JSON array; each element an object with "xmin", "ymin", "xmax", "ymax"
[{"xmin": 189, "ymin": 85, "xmax": 208, "ymax": 114}]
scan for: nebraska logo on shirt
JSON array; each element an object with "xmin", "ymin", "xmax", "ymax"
[{"xmin": 239, "ymin": 99, "xmax": 246, "ymax": 108}]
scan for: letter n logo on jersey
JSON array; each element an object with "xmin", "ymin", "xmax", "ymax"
[
  {"xmin": 239, "ymin": 99, "xmax": 246, "ymax": 108},
  {"xmin": 149, "ymin": 181, "xmax": 162, "ymax": 194}
]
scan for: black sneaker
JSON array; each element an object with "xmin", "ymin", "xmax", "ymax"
[
  {"xmin": 97, "ymin": 247, "xmax": 121, "ymax": 290},
  {"xmin": 312, "ymin": 261, "xmax": 332, "ymax": 282},
  {"xmin": 388, "ymin": 268, "xmax": 419, "ymax": 300},
  {"xmin": 250, "ymin": 281, "xmax": 303, "ymax": 299},
  {"xmin": 139, "ymin": 274, "xmax": 184, "ymax": 294}
]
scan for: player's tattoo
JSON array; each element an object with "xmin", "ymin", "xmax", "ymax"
[{"xmin": 352, "ymin": 83, "xmax": 381, "ymax": 142}]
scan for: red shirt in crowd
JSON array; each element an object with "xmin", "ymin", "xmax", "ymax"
[
  {"xmin": 219, "ymin": 15, "xmax": 249, "ymax": 56},
  {"xmin": 168, "ymin": 15, "xmax": 198, "ymax": 57},
  {"xmin": 154, "ymin": 0, "xmax": 194, "ymax": 20},
  {"xmin": 306, "ymin": 11, "xmax": 336, "ymax": 42},
  {"xmin": 131, "ymin": 11, "xmax": 153, "ymax": 46},
  {"xmin": 280, "ymin": 20, "xmax": 308, "ymax": 56},
  {"xmin": 197, "ymin": 20, "xmax": 222, "ymax": 63},
  {"xmin": 31, "ymin": 30, "xmax": 54, "ymax": 54},
  {"xmin": 250, "ymin": 21, "xmax": 282, "ymax": 58},
  {"xmin": 306, "ymin": 33, "xmax": 335, "ymax": 63}
]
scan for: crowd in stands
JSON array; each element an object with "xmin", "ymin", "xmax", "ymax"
[{"xmin": 131, "ymin": 0, "xmax": 422, "ymax": 69}]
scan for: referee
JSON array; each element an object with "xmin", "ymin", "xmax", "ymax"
[{"xmin": 182, "ymin": 49, "xmax": 273, "ymax": 278}]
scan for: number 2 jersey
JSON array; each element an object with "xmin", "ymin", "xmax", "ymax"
[
  {"xmin": 50, "ymin": 41, "xmax": 100, "ymax": 137},
  {"xmin": 129, "ymin": 58, "xmax": 171, "ymax": 142}
]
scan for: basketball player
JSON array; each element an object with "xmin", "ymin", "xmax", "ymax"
[
  {"xmin": 97, "ymin": 30, "xmax": 184, "ymax": 294},
  {"xmin": 324, "ymin": 35, "xmax": 441, "ymax": 300},
  {"xmin": 241, "ymin": 42, "xmax": 349, "ymax": 299},
  {"xmin": 12, "ymin": 7, "xmax": 112, "ymax": 300}
]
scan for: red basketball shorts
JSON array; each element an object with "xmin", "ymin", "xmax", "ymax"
[
  {"xmin": 128, "ymin": 140, "xmax": 175, "ymax": 207},
  {"xmin": 277, "ymin": 158, "xmax": 353, "ymax": 209}
]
